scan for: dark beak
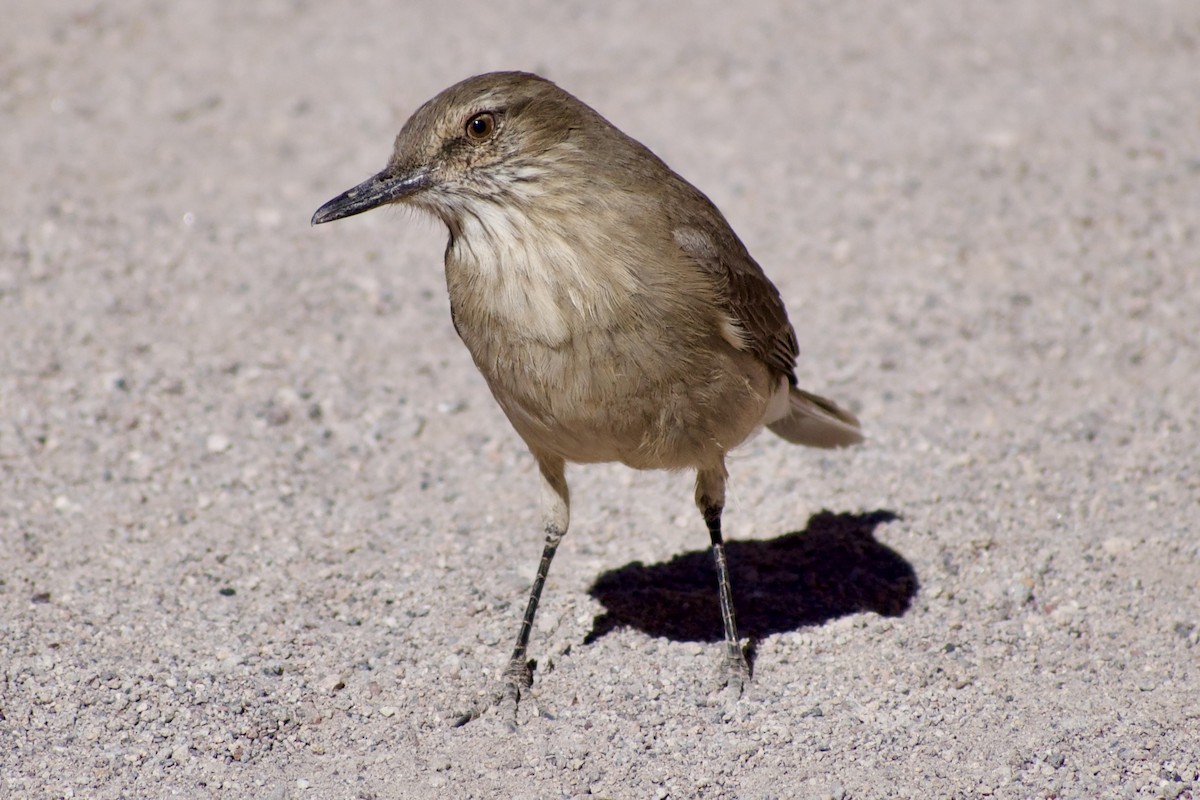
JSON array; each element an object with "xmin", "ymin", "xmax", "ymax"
[{"xmin": 311, "ymin": 167, "xmax": 430, "ymax": 225}]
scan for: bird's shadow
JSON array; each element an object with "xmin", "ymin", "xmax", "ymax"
[{"xmin": 585, "ymin": 509, "xmax": 915, "ymax": 647}]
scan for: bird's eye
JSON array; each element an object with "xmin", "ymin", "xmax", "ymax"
[{"xmin": 465, "ymin": 112, "xmax": 496, "ymax": 141}]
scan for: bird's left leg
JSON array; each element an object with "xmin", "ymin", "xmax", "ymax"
[
  {"xmin": 696, "ymin": 462, "xmax": 751, "ymax": 694},
  {"xmin": 454, "ymin": 452, "xmax": 569, "ymax": 728}
]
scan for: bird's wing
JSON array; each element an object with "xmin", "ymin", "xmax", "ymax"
[{"xmin": 672, "ymin": 224, "xmax": 800, "ymax": 384}]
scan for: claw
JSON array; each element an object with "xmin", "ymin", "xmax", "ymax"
[
  {"xmin": 452, "ymin": 658, "xmax": 535, "ymax": 728},
  {"xmin": 720, "ymin": 649, "xmax": 751, "ymax": 695},
  {"xmin": 708, "ymin": 645, "xmax": 751, "ymax": 715}
]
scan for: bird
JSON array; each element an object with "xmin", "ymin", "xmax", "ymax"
[{"xmin": 312, "ymin": 71, "xmax": 862, "ymax": 727}]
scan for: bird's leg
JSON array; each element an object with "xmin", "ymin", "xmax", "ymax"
[
  {"xmin": 697, "ymin": 464, "xmax": 751, "ymax": 694},
  {"xmin": 454, "ymin": 454, "xmax": 569, "ymax": 728}
]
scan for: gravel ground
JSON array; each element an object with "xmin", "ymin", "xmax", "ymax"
[{"xmin": 3, "ymin": 2, "xmax": 1198, "ymax": 798}]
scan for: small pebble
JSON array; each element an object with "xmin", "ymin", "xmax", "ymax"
[{"xmin": 206, "ymin": 433, "xmax": 231, "ymax": 453}]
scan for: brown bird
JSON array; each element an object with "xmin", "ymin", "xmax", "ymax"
[{"xmin": 312, "ymin": 71, "xmax": 862, "ymax": 727}]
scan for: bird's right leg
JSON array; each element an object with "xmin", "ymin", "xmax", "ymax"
[
  {"xmin": 454, "ymin": 452, "xmax": 569, "ymax": 728},
  {"xmin": 696, "ymin": 463, "xmax": 751, "ymax": 695}
]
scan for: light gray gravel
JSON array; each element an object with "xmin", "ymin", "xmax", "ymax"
[{"xmin": 3, "ymin": 2, "xmax": 1198, "ymax": 798}]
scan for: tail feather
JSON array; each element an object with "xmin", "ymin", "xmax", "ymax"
[{"xmin": 766, "ymin": 387, "xmax": 863, "ymax": 449}]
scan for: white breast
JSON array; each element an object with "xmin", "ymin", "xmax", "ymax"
[{"xmin": 444, "ymin": 197, "xmax": 637, "ymax": 347}]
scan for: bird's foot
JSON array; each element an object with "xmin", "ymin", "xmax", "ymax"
[
  {"xmin": 452, "ymin": 657, "xmax": 535, "ymax": 730},
  {"xmin": 720, "ymin": 648, "xmax": 751, "ymax": 693},
  {"xmin": 709, "ymin": 646, "xmax": 751, "ymax": 711}
]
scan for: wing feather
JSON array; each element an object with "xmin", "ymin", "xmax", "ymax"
[{"xmin": 672, "ymin": 224, "xmax": 800, "ymax": 384}]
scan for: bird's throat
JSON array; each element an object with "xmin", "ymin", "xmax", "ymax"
[{"xmin": 442, "ymin": 198, "xmax": 636, "ymax": 348}]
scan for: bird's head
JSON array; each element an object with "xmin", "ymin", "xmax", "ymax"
[{"xmin": 312, "ymin": 72, "xmax": 594, "ymax": 229}]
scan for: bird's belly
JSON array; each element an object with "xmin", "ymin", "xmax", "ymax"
[
  {"xmin": 461, "ymin": 323, "xmax": 774, "ymax": 470},
  {"xmin": 443, "ymin": 229, "xmax": 773, "ymax": 469}
]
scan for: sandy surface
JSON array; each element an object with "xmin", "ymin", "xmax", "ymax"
[{"xmin": 3, "ymin": 2, "xmax": 1199, "ymax": 798}]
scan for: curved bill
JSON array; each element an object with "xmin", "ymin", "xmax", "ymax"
[{"xmin": 311, "ymin": 168, "xmax": 429, "ymax": 225}]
